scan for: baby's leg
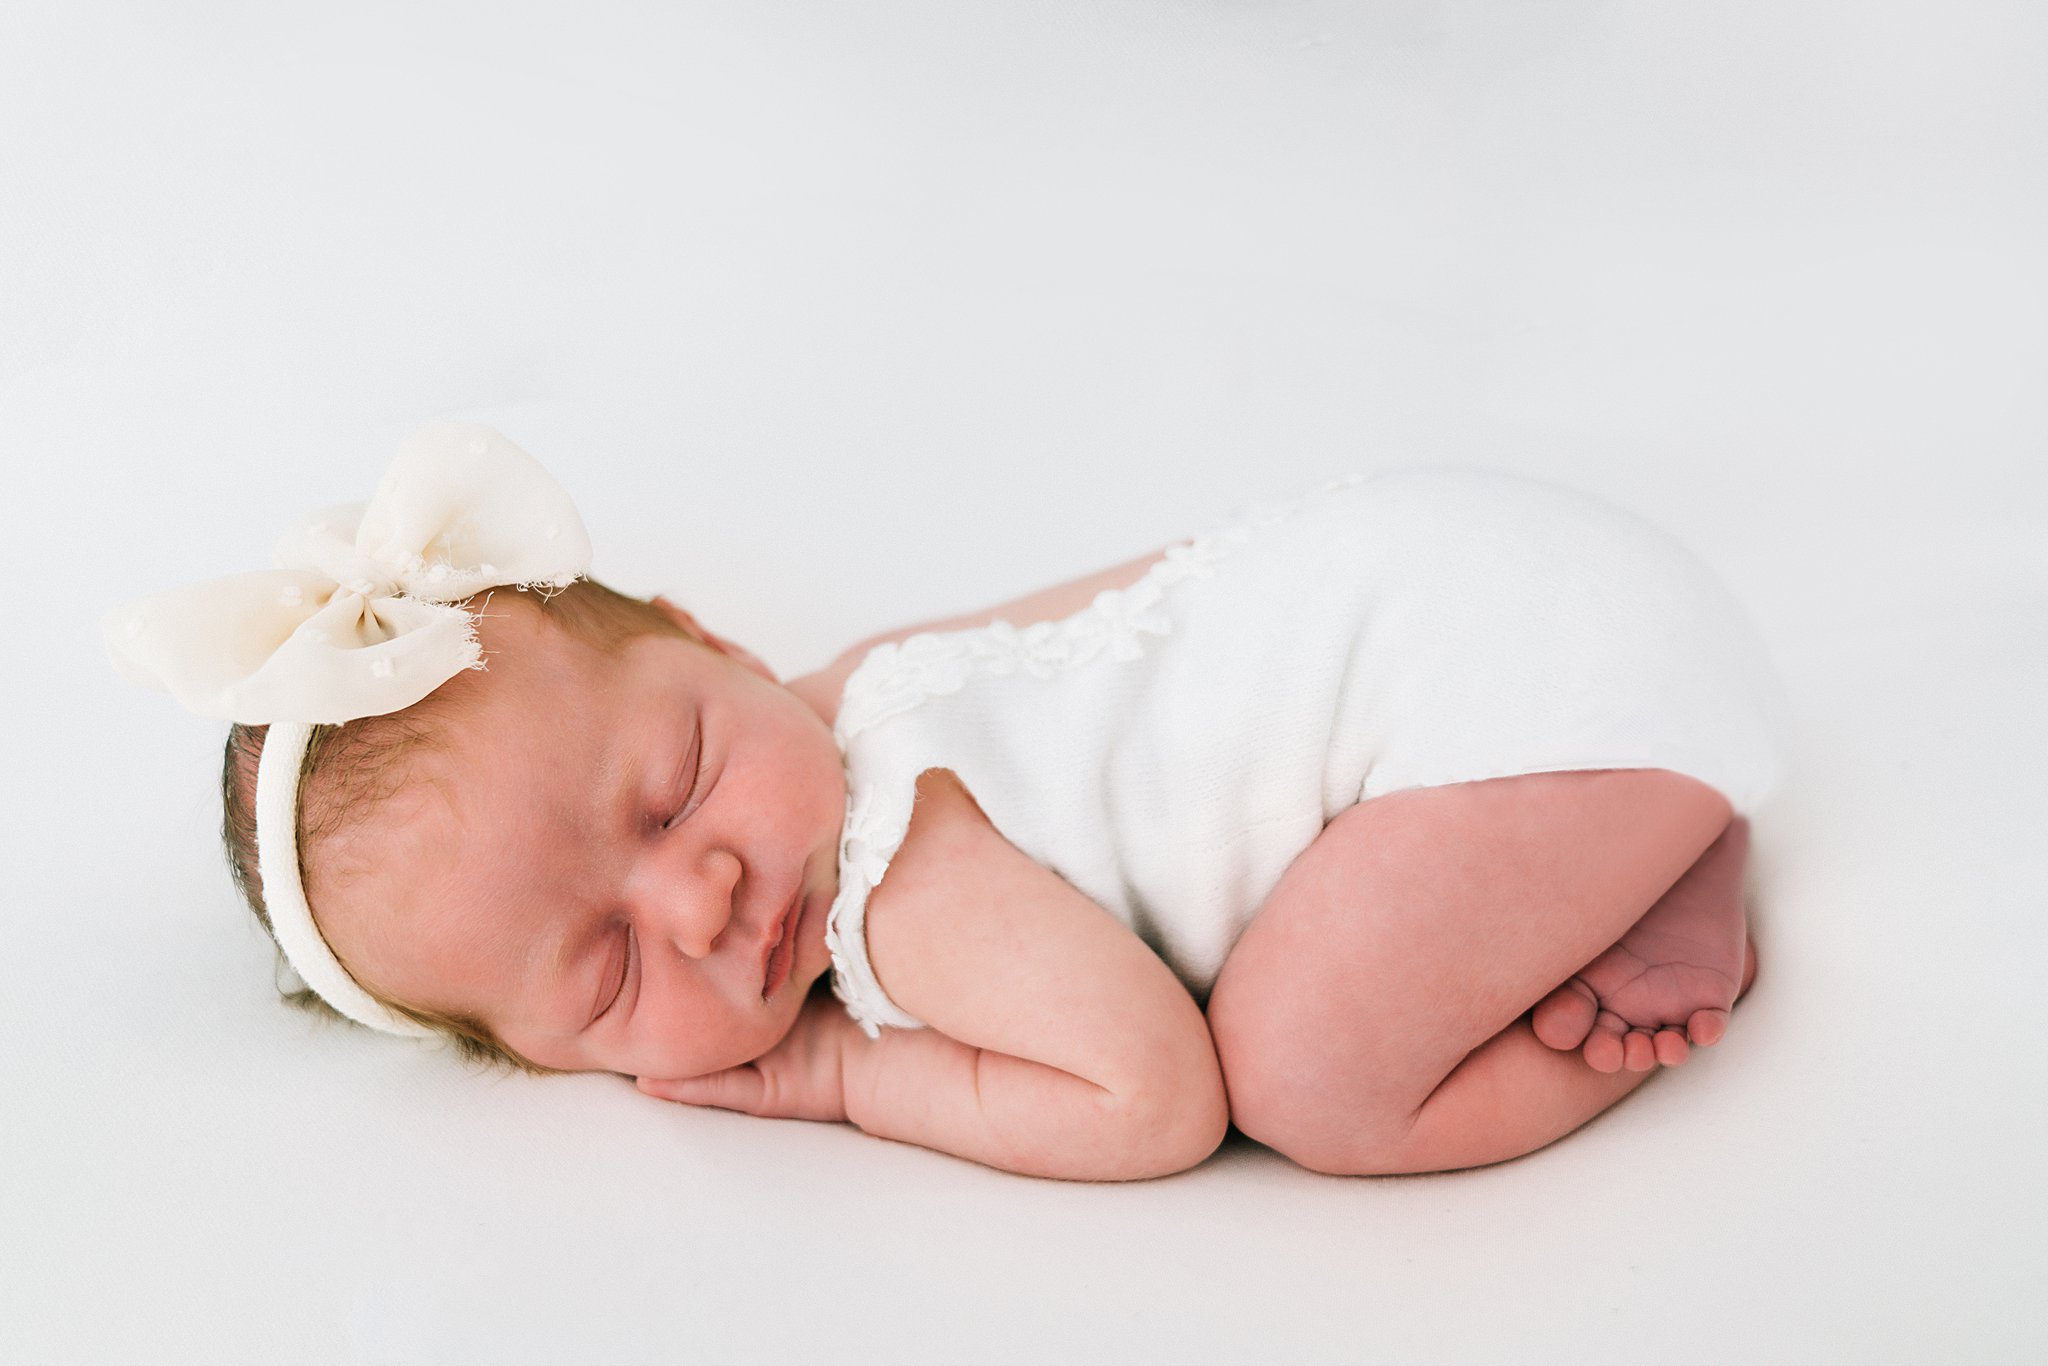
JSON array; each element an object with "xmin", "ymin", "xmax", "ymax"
[{"xmin": 1205, "ymin": 769, "xmax": 1738, "ymax": 1175}]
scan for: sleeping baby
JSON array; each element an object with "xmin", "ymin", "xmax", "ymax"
[{"xmin": 106, "ymin": 424, "xmax": 1785, "ymax": 1181}]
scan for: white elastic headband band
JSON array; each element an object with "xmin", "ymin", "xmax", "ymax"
[
  {"xmin": 253, "ymin": 721, "xmax": 433, "ymax": 1035},
  {"xmin": 103, "ymin": 423, "xmax": 593, "ymax": 1037}
]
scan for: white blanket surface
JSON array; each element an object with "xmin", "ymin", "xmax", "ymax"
[{"xmin": 5, "ymin": 3, "xmax": 2039, "ymax": 1362}]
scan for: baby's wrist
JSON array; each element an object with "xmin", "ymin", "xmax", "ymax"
[{"xmin": 830, "ymin": 1008, "xmax": 875, "ymax": 1123}]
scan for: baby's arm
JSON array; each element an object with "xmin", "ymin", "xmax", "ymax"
[{"xmin": 843, "ymin": 768, "xmax": 1229, "ymax": 1181}]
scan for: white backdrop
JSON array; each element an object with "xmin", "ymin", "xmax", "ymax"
[{"xmin": 3, "ymin": 2, "xmax": 2043, "ymax": 1362}]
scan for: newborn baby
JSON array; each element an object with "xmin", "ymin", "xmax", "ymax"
[{"xmin": 118, "ymin": 427, "xmax": 1784, "ymax": 1181}]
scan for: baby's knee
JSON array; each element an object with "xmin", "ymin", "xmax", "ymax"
[{"xmin": 1208, "ymin": 990, "xmax": 1414, "ymax": 1175}]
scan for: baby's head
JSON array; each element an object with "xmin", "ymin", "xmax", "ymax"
[{"xmin": 219, "ymin": 578, "xmax": 845, "ymax": 1079}]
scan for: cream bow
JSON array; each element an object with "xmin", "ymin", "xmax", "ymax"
[
  {"xmin": 103, "ymin": 422, "xmax": 593, "ymax": 1038},
  {"xmin": 105, "ymin": 422, "xmax": 592, "ymax": 724}
]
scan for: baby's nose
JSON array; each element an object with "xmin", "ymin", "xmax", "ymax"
[{"xmin": 631, "ymin": 850, "xmax": 741, "ymax": 960}]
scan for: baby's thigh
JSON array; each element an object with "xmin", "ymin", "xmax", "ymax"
[{"xmin": 1204, "ymin": 768, "xmax": 1729, "ymax": 1161}]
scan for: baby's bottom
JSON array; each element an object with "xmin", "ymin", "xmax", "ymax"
[{"xmin": 1205, "ymin": 768, "xmax": 1749, "ymax": 1175}]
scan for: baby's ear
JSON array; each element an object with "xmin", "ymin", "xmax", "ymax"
[
  {"xmin": 649, "ymin": 594, "xmax": 701, "ymax": 637},
  {"xmin": 650, "ymin": 595, "xmax": 778, "ymax": 683}
]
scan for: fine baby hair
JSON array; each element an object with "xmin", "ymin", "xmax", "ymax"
[{"xmin": 104, "ymin": 423, "xmax": 620, "ymax": 1058}]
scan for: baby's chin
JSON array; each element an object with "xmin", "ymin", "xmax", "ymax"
[{"xmin": 749, "ymin": 965, "xmax": 836, "ymax": 1045}]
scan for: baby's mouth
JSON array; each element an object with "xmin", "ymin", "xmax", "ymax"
[{"xmin": 760, "ymin": 889, "xmax": 801, "ymax": 1000}]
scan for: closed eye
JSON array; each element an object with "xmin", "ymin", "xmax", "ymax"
[
  {"xmin": 662, "ymin": 727, "xmax": 710, "ymax": 830},
  {"xmin": 594, "ymin": 926, "xmax": 633, "ymax": 1024}
]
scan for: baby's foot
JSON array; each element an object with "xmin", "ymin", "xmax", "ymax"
[{"xmin": 1531, "ymin": 816, "xmax": 1755, "ymax": 1073}]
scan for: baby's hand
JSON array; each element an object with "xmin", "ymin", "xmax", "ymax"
[{"xmin": 635, "ymin": 992, "xmax": 858, "ymax": 1123}]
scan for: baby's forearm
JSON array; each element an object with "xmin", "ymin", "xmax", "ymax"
[{"xmin": 838, "ymin": 1024, "xmax": 1213, "ymax": 1182}]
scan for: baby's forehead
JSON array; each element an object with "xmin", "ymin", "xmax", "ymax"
[
  {"xmin": 312, "ymin": 758, "xmax": 462, "ymax": 891},
  {"xmin": 450, "ymin": 592, "xmax": 706, "ymax": 762},
  {"xmin": 355, "ymin": 719, "xmax": 561, "ymax": 883},
  {"xmin": 466, "ymin": 599, "xmax": 613, "ymax": 704},
  {"xmin": 438, "ymin": 612, "xmax": 655, "ymax": 769}
]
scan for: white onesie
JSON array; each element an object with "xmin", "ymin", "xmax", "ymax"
[{"xmin": 822, "ymin": 467, "xmax": 1790, "ymax": 1037}]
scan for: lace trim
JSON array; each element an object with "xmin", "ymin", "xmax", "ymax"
[
  {"xmin": 823, "ymin": 472, "xmax": 1368, "ymax": 1037},
  {"xmin": 822, "ymin": 777, "xmax": 926, "ymax": 1036}
]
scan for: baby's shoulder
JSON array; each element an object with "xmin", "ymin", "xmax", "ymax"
[
  {"xmin": 861, "ymin": 766, "xmax": 1039, "ymax": 944},
  {"xmin": 874, "ymin": 767, "xmax": 1001, "ymax": 897}
]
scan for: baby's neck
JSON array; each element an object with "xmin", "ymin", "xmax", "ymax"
[{"xmin": 783, "ymin": 654, "xmax": 865, "ymax": 730}]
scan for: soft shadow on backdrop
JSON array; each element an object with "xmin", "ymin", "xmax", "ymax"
[{"xmin": 3, "ymin": 2, "xmax": 2041, "ymax": 1363}]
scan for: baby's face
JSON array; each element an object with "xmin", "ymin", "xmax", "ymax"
[{"xmin": 308, "ymin": 593, "xmax": 845, "ymax": 1079}]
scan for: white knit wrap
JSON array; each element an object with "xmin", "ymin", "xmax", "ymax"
[{"xmin": 102, "ymin": 422, "xmax": 593, "ymax": 1036}]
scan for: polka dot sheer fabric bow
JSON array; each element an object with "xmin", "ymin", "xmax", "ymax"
[{"xmin": 102, "ymin": 423, "xmax": 592, "ymax": 1036}]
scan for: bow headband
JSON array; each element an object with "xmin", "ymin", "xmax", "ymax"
[{"xmin": 102, "ymin": 423, "xmax": 593, "ymax": 1037}]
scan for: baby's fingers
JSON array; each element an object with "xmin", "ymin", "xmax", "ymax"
[{"xmin": 637, "ymin": 1067, "xmax": 765, "ymax": 1113}]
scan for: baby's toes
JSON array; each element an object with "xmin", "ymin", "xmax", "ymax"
[
  {"xmin": 1622, "ymin": 1029, "xmax": 1658, "ymax": 1072},
  {"xmin": 1686, "ymin": 1006, "xmax": 1730, "ymax": 1048},
  {"xmin": 1653, "ymin": 1027, "xmax": 1690, "ymax": 1067},
  {"xmin": 1532, "ymin": 977, "xmax": 1598, "ymax": 1051},
  {"xmin": 1581, "ymin": 1009, "xmax": 1630, "ymax": 1073}
]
